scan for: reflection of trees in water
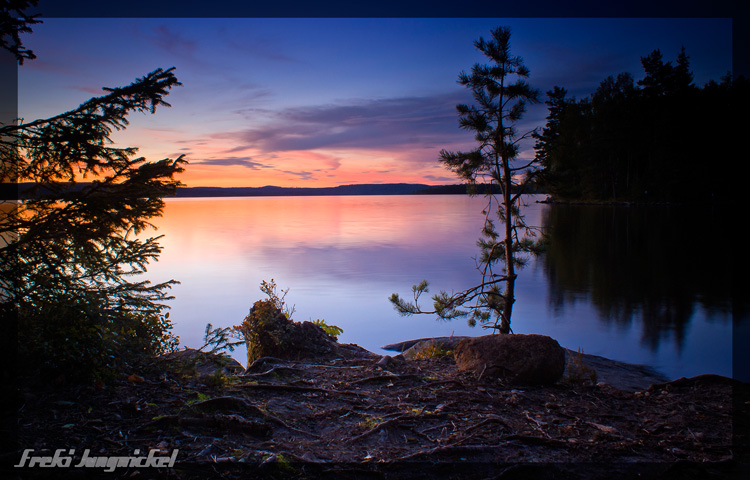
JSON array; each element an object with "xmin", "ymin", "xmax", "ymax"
[{"xmin": 540, "ymin": 204, "xmax": 732, "ymax": 352}]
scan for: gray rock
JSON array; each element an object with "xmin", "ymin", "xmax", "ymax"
[
  {"xmin": 375, "ymin": 354, "xmax": 405, "ymax": 367},
  {"xmin": 564, "ymin": 349, "xmax": 669, "ymax": 392},
  {"xmin": 381, "ymin": 336, "xmax": 470, "ymax": 353},
  {"xmin": 454, "ymin": 334, "xmax": 566, "ymax": 385},
  {"xmin": 166, "ymin": 348, "xmax": 244, "ymax": 377},
  {"xmin": 376, "ymin": 355, "xmax": 393, "ymax": 367}
]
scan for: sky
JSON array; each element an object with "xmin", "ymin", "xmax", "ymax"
[{"xmin": 17, "ymin": 17, "xmax": 733, "ymax": 188}]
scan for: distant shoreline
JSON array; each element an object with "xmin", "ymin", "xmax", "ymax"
[
  {"xmin": 174, "ymin": 183, "xmax": 441, "ymax": 197},
  {"xmin": 6, "ymin": 182, "xmax": 520, "ymax": 200},
  {"xmin": 7, "ymin": 183, "xmax": 731, "ymax": 205},
  {"xmin": 172, "ymin": 183, "xmax": 525, "ymax": 197}
]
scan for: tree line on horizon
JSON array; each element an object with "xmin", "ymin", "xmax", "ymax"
[
  {"xmin": 533, "ymin": 47, "xmax": 744, "ymax": 203},
  {"xmin": 6, "ymin": 181, "xmax": 549, "ymax": 199}
]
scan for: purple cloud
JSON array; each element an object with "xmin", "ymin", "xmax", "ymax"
[
  {"xmin": 148, "ymin": 24, "xmax": 198, "ymax": 58},
  {"xmin": 214, "ymin": 92, "xmax": 474, "ymax": 154},
  {"xmin": 281, "ymin": 170, "xmax": 316, "ymax": 181},
  {"xmin": 194, "ymin": 156, "xmax": 268, "ymax": 169}
]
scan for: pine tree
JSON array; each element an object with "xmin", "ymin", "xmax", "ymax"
[
  {"xmin": 533, "ymin": 46, "xmax": 731, "ymax": 204},
  {"xmin": 1, "ymin": 15, "xmax": 187, "ymax": 379},
  {"xmin": 390, "ymin": 26, "xmax": 541, "ymax": 334},
  {"xmin": 533, "ymin": 86, "xmax": 590, "ymax": 199},
  {"xmin": 0, "ymin": 0, "xmax": 41, "ymax": 64},
  {"xmin": 638, "ymin": 47, "xmax": 694, "ymax": 97}
]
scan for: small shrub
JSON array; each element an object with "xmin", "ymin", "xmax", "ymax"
[
  {"xmin": 413, "ymin": 343, "xmax": 453, "ymax": 359},
  {"xmin": 18, "ymin": 302, "xmax": 179, "ymax": 383},
  {"xmin": 199, "ymin": 322, "xmax": 243, "ymax": 355},
  {"xmin": 359, "ymin": 415, "xmax": 378, "ymax": 430},
  {"xmin": 312, "ymin": 319, "xmax": 344, "ymax": 339},
  {"xmin": 260, "ymin": 278, "xmax": 295, "ymax": 318},
  {"xmin": 260, "ymin": 453, "xmax": 295, "ymax": 473},
  {"xmin": 187, "ymin": 391, "xmax": 211, "ymax": 404},
  {"xmin": 202, "ymin": 371, "xmax": 228, "ymax": 388},
  {"xmin": 564, "ymin": 348, "xmax": 598, "ymax": 386}
]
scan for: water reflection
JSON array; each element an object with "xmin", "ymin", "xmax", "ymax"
[
  {"xmin": 145, "ymin": 195, "xmax": 732, "ymax": 378},
  {"xmin": 539, "ymin": 203, "xmax": 733, "ymax": 353},
  {"xmin": 145, "ymin": 195, "xmax": 494, "ymax": 366}
]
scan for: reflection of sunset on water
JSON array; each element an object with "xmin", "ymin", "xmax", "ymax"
[
  {"xmin": 142, "ymin": 195, "xmax": 732, "ymax": 381},
  {"xmin": 144, "ymin": 195, "xmax": 502, "ymax": 367},
  {"xmin": 151, "ymin": 195, "xmax": 491, "ymax": 255}
]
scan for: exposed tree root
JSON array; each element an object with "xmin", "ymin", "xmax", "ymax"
[{"xmin": 17, "ymin": 350, "xmax": 744, "ymax": 479}]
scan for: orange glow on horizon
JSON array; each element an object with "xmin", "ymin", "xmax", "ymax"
[
  {"xmin": 177, "ymin": 147, "xmax": 456, "ymax": 188},
  {"xmin": 178, "ymin": 167, "xmax": 450, "ymax": 188},
  {"xmin": 109, "ymin": 124, "xmax": 461, "ymax": 188}
]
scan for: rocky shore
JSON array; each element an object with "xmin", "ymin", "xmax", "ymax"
[
  {"xmin": 382, "ymin": 336, "xmax": 669, "ymax": 392},
  {"xmin": 13, "ymin": 336, "xmax": 748, "ymax": 480}
]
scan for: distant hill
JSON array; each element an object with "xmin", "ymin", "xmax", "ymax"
[
  {"xmin": 6, "ymin": 182, "xmax": 436, "ymax": 199},
  {"xmin": 175, "ymin": 183, "xmax": 446, "ymax": 197},
  {"xmin": 173, "ymin": 183, "xmax": 546, "ymax": 197},
  {"xmin": 5, "ymin": 182, "xmax": 545, "ymax": 200}
]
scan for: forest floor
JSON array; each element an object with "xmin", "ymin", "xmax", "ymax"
[{"xmin": 12, "ymin": 343, "xmax": 750, "ymax": 480}]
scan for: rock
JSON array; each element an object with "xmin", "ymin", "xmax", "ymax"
[
  {"xmin": 401, "ymin": 337, "xmax": 467, "ymax": 360},
  {"xmin": 381, "ymin": 336, "xmax": 470, "ymax": 353},
  {"xmin": 454, "ymin": 334, "xmax": 566, "ymax": 385},
  {"xmin": 237, "ymin": 299, "xmax": 338, "ymax": 366},
  {"xmin": 375, "ymin": 354, "xmax": 405, "ymax": 367},
  {"xmin": 563, "ymin": 349, "xmax": 669, "ymax": 392},
  {"xmin": 300, "ymin": 451, "xmax": 324, "ymax": 463},
  {"xmin": 376, "ymin": 355, "xmax": 393, "ymax": 367},
  {"xmin": 165, "ymin": 348, "xmax": 244, "ymax": 377},
  {"xmin": 336, "ymin": 342, "xmax": 380, "ymax": 360}
]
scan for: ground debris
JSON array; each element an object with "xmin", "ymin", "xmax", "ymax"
[{"xmin": 16, "ymin": 349, "xmax": 747, "ymax": 479}]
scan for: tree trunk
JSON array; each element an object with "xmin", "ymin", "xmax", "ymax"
[
  {"xmin": 499, "ymin": 150, "xmax": 515, "ymax": 334},
  {"xmin": 498, "ymin": 274, "xmax": 515, "ymax": 334}
]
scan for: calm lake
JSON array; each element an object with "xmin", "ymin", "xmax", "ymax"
[{"xmin": 145, "ymin": 194, "xmax": 734, "ymax": 380}]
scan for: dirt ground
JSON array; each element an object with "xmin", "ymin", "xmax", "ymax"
[{"xmin": 11, "ymin": 343, "xmax": 750, "ymax": 479}]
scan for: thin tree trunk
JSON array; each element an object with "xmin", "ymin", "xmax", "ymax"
[
  {"xmin": 499, "ymin": 274, "xmax": 515, "ymax": 334},
  {"xmin": 499, "ymin": 151, "xmax": 515, "ymax": 334}
]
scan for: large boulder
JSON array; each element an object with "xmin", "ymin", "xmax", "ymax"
[
  {"xmin": 454, "ymin": 334, "xmax": 566, "ymax": 385},
  {"xmin": 237, "ymin": 300, "xmax": 338, "ymax": 366}
]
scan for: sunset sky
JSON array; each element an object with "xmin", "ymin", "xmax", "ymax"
[{"xmin": 18, "ymin": 16, "xmax": 732, "ymax": 188}]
